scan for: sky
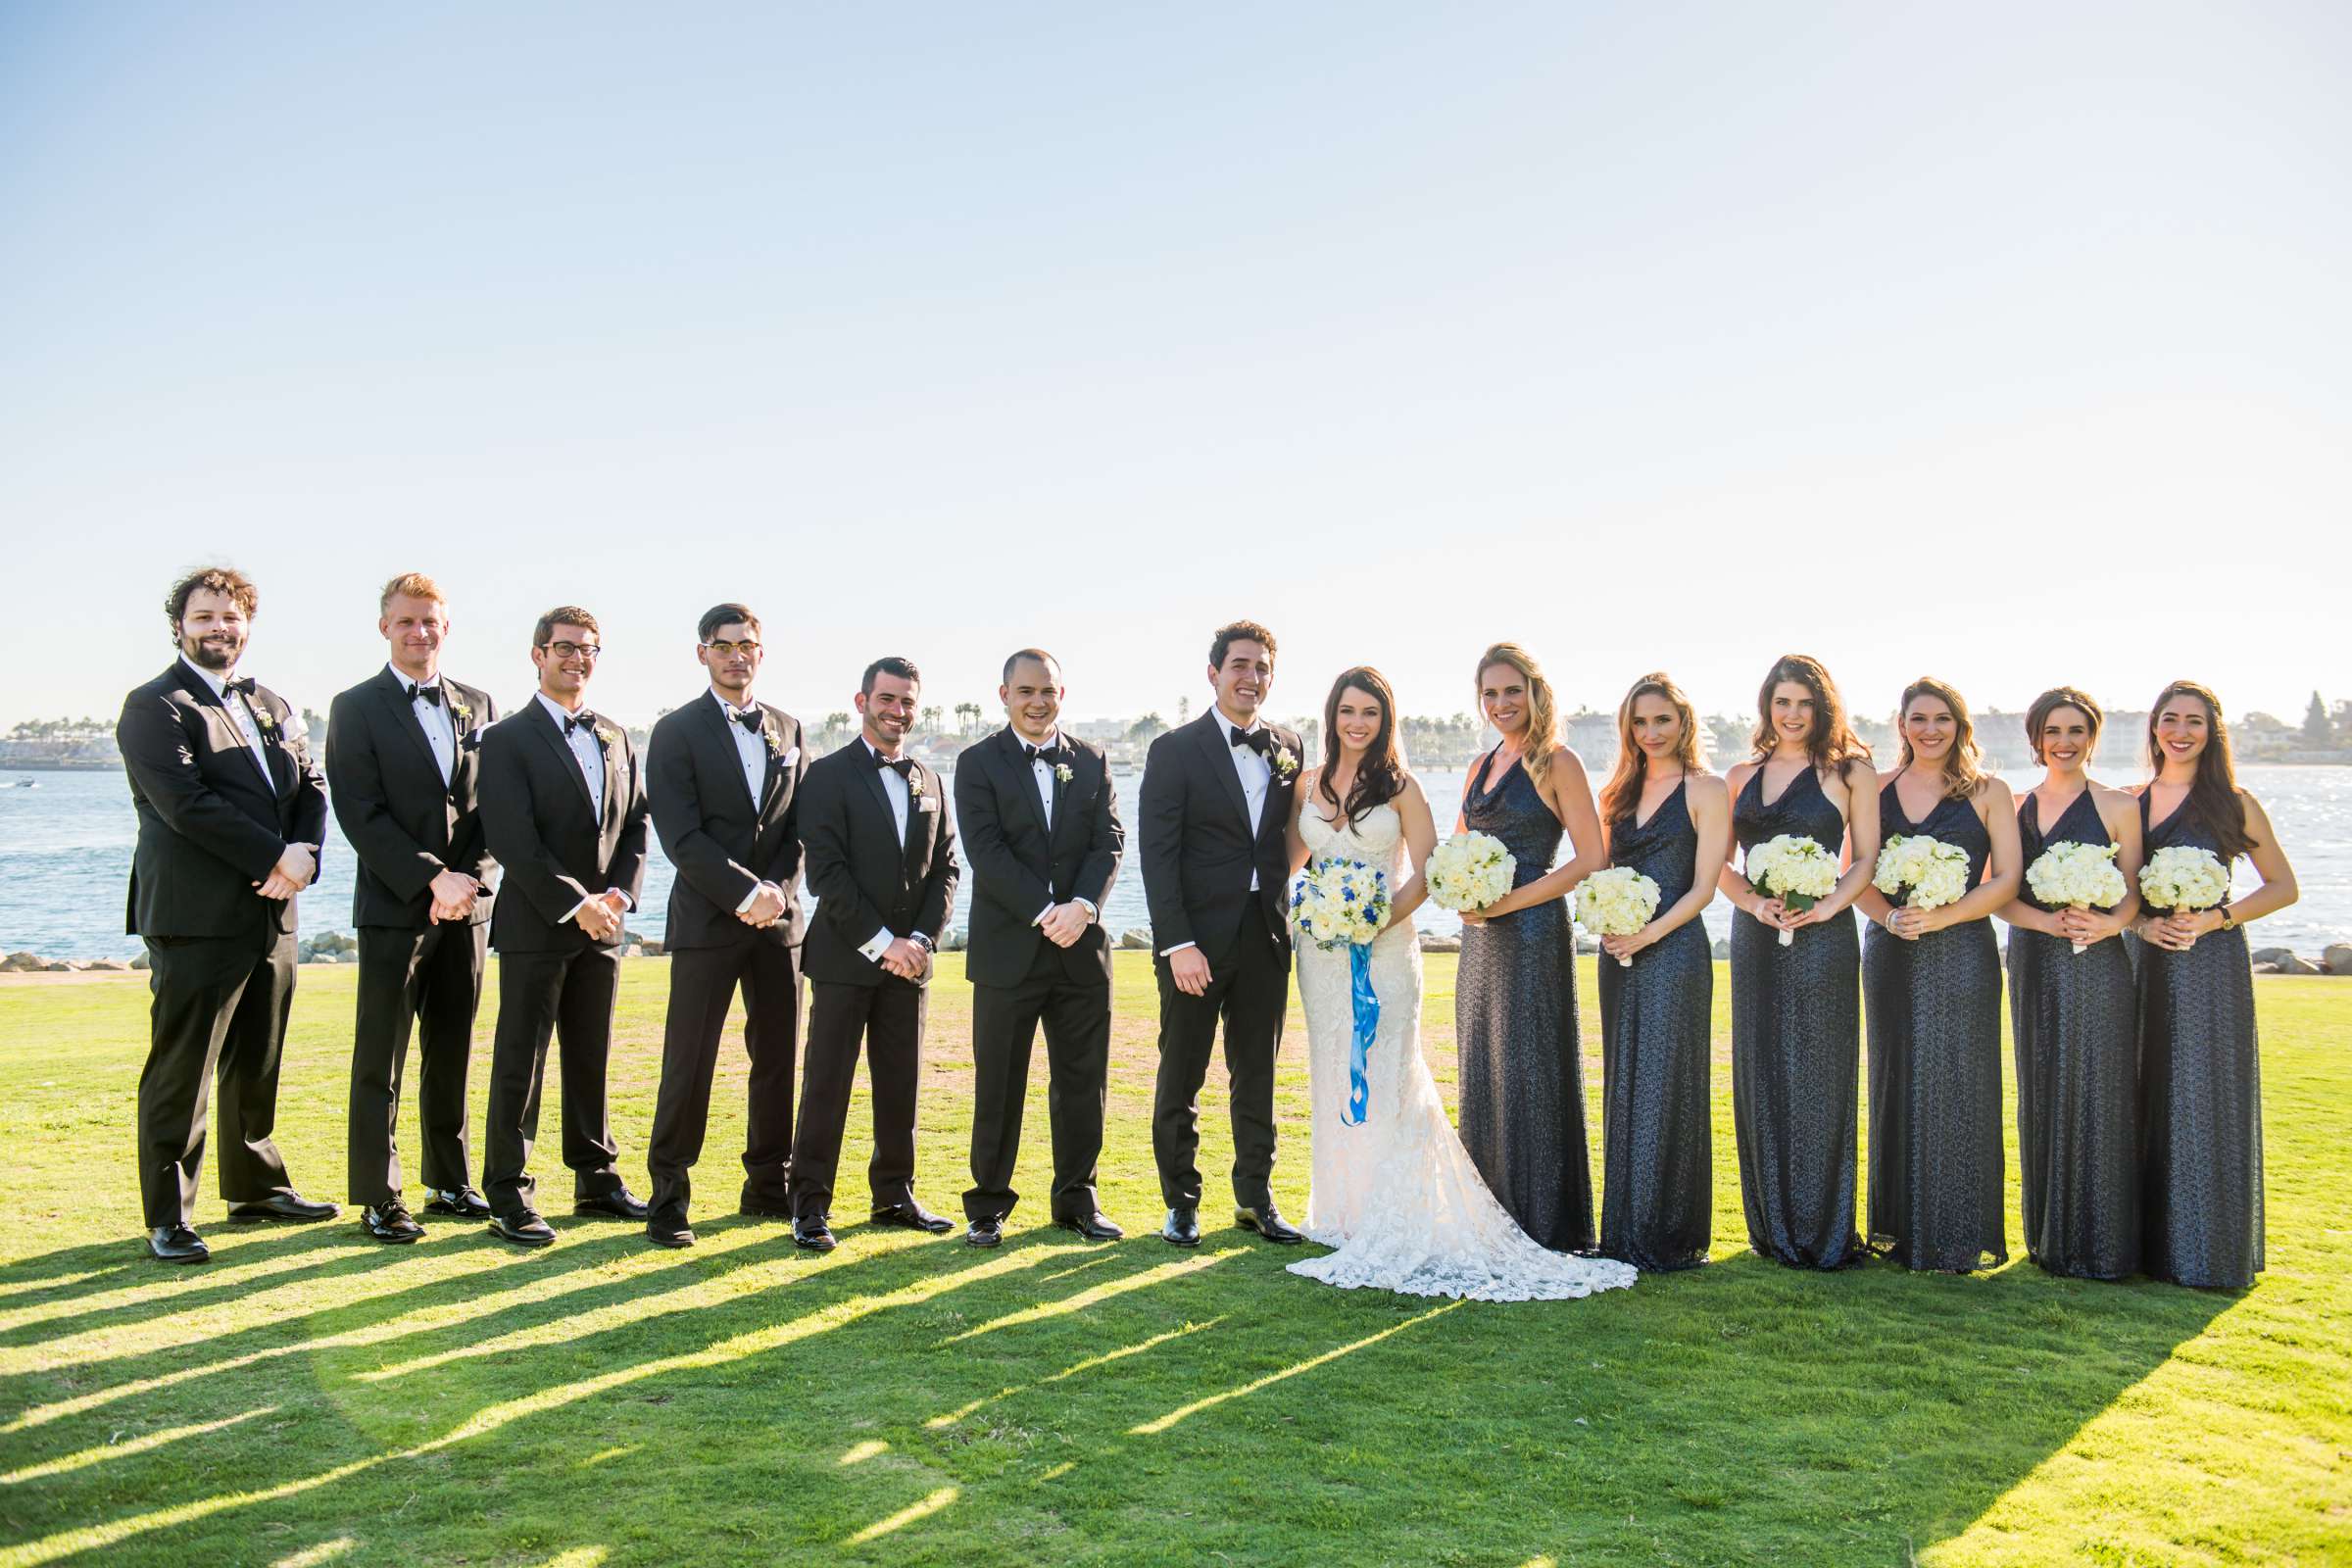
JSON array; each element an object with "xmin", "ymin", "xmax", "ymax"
[{"xmin": 3, "ymin": 1, "xmax": 2347, "ymax": 734}]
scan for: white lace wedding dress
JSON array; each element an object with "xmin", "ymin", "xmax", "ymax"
[{"xmin": 1289, "ymin": 803, "xmax": 1639, "ymax": 1301}]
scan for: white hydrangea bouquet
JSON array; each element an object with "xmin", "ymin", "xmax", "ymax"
[
  {"xmin": 1425, "ymin": 830, "xmax": 1516, "ymax": 913},
  {"xmin": 1576, "ymin": 866, "xmax": 1662, "ymax": 967},
  {"xmin": 1745, "ymin": 834, "xmax": 1838, "ymax": 947},
  {"xmin": 1289, "ymin": 858, "xmax": 1391, "ymax": 951},
  {"xmin": 1872, "ymin": 834, "xmax": 1973, "ymax": 914},
  {"xmin": 2025, "ymin": 841, "xmax": 2127, "ymax": 955},
  {"xmin": 2139, "ymin": 845, "xmax": 2231, "ymax": 917}
]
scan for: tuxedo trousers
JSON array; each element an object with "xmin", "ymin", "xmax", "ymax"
[
  {"xmin": 482, "ymin": 946, "xmax": 625, "ymax": 1218},
  {"xmin": 789, "ymin": 976, "xmax": 925, "ymax": 1220},
  {"xmin": 648, "ymin": 939, "xmax": 803, "ymax": 1219},
  {"xmin": 137, "ymin": 929, "xmax": 299, "ymax": 1228},
  {"xmin": 1152, "ymin": 901, "xmax": 1291, "ymax": 1210},
  {"xmin": 347, "ymin": 921, "xmax": 487, "ymax": 1207},
  {"xmin": 964, "ymin": 945, "xmax": 1110, "ymax": 1223}
]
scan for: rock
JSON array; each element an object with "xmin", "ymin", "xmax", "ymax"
[
  {"xmin": 130, "ymin": 952, "xmax": 150, "ymax": 970},
  {"xmin": 2, "ymin": 951, "xmax": 44, "ymax": 973},
  {"xmin": 1418, "ymin": 935, "xmax": 1460, "ymax": 953},
  {"xmin": 941, "ymin": 929, "xmax": 967, "ymax": 953},
  {"xmin": 2274, "ymin": 953, "xmax": 2321, "ymax": 976},
  {"xmin": 1712, "ymin": 939, "xmax": 1731, "ymax": 960},
  {"xmin": 621, "ymin": 943, "xmax": 644, "ymax": 958},
  {"xmin": 2251, "ymin": 961, "xmax": 2280, "ymax": 974},
  {"xmin": 1119, "ymin": 928, "xmax": 1152, "ymax": 952},
  {"xmin": 636, "ymin": 938, "xmax": 662, "ymax": 956},
  {"xmin": 87, "ymin": 958, "xmax": 129, "ymax": 971},
  {"xmin": 2249, "ymin": 946, "xmax": 2292, "ymax": 967},
  {"xmin": 42, "ymin": 961, "xmax": 71, "ymax": 972},
  {"xmin": 2324, "ymin": 944, "xmax": 2352, "ymax": 977},
  {"xmin": 312, "ymin": 951, "xmax": 339, "ymax": 964},
  {"xmin": 1574, "ymin": 933, "xmax": 1598, "ymax": 956}
]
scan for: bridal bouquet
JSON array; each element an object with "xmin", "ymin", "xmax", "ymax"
[
  {"xmin": 1745, "ymin": 834, "xmax": 1838, "ymax": 947},
  {"xmin": 1289, "ymin": 858, "xmax": 1391, "ymax": 952},
  {"xmin": 1290, "ymin": 858, "xmax": 1391, "ymax": 1127},
  {"xmin": 1425, "ymin": 831, "xmax": 1516, "ymax": 913},
  {"xmin": 1576, "ymin": 867, "xmax": 1661, "ymax": 967},
  {"xmin": 2139, "ymin": 845, "xmax": 2231, "ymax": 916},
  {"xmin": 1872, "ymin": 834, "xmax": 1973, "ymax": 913},
  {"xmin": 2025, "ymin": 841, "xmax": 2127, "ymax": 955}
]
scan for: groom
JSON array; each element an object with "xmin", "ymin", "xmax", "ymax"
[{"xmin": 1142, "ymin": 619, "xmax": 1305, "ymax": 1247}]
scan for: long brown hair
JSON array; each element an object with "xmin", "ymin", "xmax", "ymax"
[
  {"xmin": 1750, "ymin": 653, "xmax": 1869, "ymax": 771},
  {"xmin": 1600, "ymin": 671, "xmax": 1703, "ymax": 823},
  {"xmin": 1896, "ymin": 675, "xmax": 1986, "ymax": 801},
  {"xmin": 2146, "ymin": 679, "xmax": 2252, "ymax": 861},
  {"xmin": 2025, "ymin": 686, "xmax": 2103, "ymax": 763},
  {"xmin": 1476, "ymin": 643, "xmax": 1561, "ymax": 792},
  {"xmin": 1317, "ymin": 666, "xmax": 1408, "ymax": 826}
]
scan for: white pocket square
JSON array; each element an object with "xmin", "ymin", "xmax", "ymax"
[{"xmin": 778, "ymin": 746, "xmax": 800, "ymax": 767}]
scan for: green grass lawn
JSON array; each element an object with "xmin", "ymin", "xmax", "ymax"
[{"xmin": 1, "ymin": 956, "xmax": 2345, "ymax": 1567}]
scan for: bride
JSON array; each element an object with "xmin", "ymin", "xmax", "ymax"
[{"xmin": 1284, "ymin": 666, "xmax": 1638, "ymax": 1301}]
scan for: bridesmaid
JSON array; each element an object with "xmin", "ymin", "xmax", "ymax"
[
  {"xmin": 1997, "ymin": 686, "xmax": 2143, "ymax": 1280},
  {"xmin": 1853, "ymin": 677, "xmax": 2020, "ymax": 1272},
  {"xmin": 1593, "ymin": 672, "xmax": 1731, "ymax": 1272},
  {"xmin": 1454, "ymin": 642, "xmax": 1607, "ymax": 1251},
  {"xmin": 1717, "ymin": 654, "xmax": 1878, "ymax": 1270},
  {"xmin": 2132, "ymin": 680, "xmax": 2297, "ymax": 1290}
]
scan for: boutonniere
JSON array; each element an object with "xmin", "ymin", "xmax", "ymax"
[
  {"xmin": 764, "ymin": 728, "xmax": 787, "ymax": 759},
  {"xmin": 596, "ymin": 724, "xmax": 619, "ymax": 748},
  {"xmin": 450, "ymin": 699, "xmax": 473, "ymax": 724},
  {"xmin": 1054, "ymin": 761, "xmax": 1074, "ymax": 784},
  {"xmin": 906, "ymin": 771, "xmax": 926, "ymax": 798},
  {"xmin": 254, "ymin": 708, "xmax": 277, "ymax": 734},
  {"xmin": 1271, "ymin": 745, "xmax": 1298, "ymax": 779}
]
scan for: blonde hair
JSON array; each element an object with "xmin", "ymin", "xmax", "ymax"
[
  {"xmin": 1477, "ymin": 642, "xmax": 1561, "ymax": 793},
  {"xmin": 1601, "ymin": 671, "xmax": 1704, "ymax": 822},
  {"xmin": 379, "ymin": 571, "xmax": 447, "ymax": 612},
  {"xmin": 1896, "ymin": 676, "xmax": 1986, "ymax": 801}
]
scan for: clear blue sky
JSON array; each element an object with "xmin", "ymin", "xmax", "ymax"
[{"xmin": 4, "ymin": 2, "xmax": 2346, "ymax": 736}]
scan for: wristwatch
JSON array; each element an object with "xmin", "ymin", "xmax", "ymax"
[
  {"xmin": 2218, "ymin": 905, "xmax": 2236, "ymax": 932},
  {"xmin": 909, "ymin": 932, "xmax": 937, "ymax": 956}
]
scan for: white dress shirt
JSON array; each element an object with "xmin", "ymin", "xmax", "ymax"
[
  {"xmin": 715, "ymin": 689, "xmax": 782, "ymax": 917},
  {"xmin": 858, "ymin": 740, "xmax": 921, "ymax": 964},
  {"xmin": 1161, "ymin": 712, "xmax": 1273, "ymax": 957},
  {"xmin": 392, "ymin": 663, "xmax": 456, "ymax": 784},
  {"xmin": 181, "ymin": 653, "xmax": 274, "ymax": 786},
  {"xmin": 536, "ymin": 692, "xmax": 628, "ymax": 924},
  {"xmin": 1014, "ymin": 728, "xmax": 1096, "ymax": 928}
]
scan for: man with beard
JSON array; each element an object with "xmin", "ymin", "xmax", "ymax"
[{"xmin": 117, "ymin": 566, "xmax": 335, "ymax": 1262}]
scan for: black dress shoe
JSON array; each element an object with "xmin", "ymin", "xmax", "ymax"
[
  {"xmin": 870, "ymin": 1201, "xmax": 954, "ymax": 1235},
  {"xmin": 1235, "ymin": 1202, "xmax": 1305, "ymax": 1245},
  {"xmin": 1161, "ymin": 1206, "xmax": 1200, "ymax": 1248},
  {"xmin": 227, "ymin": 1192, "xmax": 339, "ymax": 1223},
  {"xmin": 965, "ymin": 1214, "xmax": 1004, "ymax": 1248},
  {"xmin": 423, "ymin": 1187, "xmax": 492, "ymax": 1219},
  {"xmin": 491, "ymin": 1209, "xmax": 557, "ymax": 1248},
  {"xmin": 361, "ymin": 1203, "xmax": 423, "ymax": 1244},
  {"xmin": 573, "ymin": 1187, "xmax": 650, "ymax": 1222},
  {"xmin": 793, "ymin": 1215, "xmax": 837, "ymax": 1252},
  {"xmin": 1055, "ymin": 1210, "xmax": 1126, "ymax": 1243},
  {"xmin": 147, "ymin": 1224, "xmax": 209, "ymax": 1263},
  {"xmin": 647, "ymin": 1213, "xmax": 695, "ymax": 1250}
]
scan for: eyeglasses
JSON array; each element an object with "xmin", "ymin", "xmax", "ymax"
[
  {"xmin": 702, "ymin": 640, "xmax": 761, "ymax": 659},
  {"xmin": 543, "ymin": 640, "xmax": 602, "ymax": 662}
]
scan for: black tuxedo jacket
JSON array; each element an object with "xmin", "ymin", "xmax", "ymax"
[
  {"xmin": 798, "ymin": 740, "xmax": 959, "ymax": 988},
  {"xmin": 1139, "ymin": 710, "xmax": 1301, "ymax": 968},
  {"xmin": 117, "ymin": 662, "xmax": 329, "ymax": 940},
  {"xmin": 955, "ymin": 728, "xmax": 1123, "ymax": 988},
  {"xmin": 324, "ymin": 668, "xmax": 501, "ymax": 929},
  {"xmin": 647, "ymin": 694, "xmax": 809, "ymax": 952},
  {"xmin": 477, "ymin": 699, "xmax": 651, "ymax": 955}
]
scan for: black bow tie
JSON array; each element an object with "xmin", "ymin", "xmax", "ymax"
[
  {"xmin": 875, "ymin": 753, "xmax": 914, "ymax": 777},
  {"xmin": 223, "ymin": 675, "xmax": 257, "ymax": 698},
  {"xmin": 1023, "ymin": 742, "xmax": 1064, "ymax": 766},
  {"xmin": 733, "ymin": 709, "xmax": 763, "ymax": 735},
  {"xmin": 1230, "ymin": 725, "xmax": 1271, "ymax": 756},
  {"xmin": 407, "ymin": 682, "xmax": 443, "ymax": 707},
  {"xmin": 564, "ymin": 711, "xmax": 600, "ymax": 740}
]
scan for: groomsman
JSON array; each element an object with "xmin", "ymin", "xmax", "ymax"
[
  {"xmin": 954, "ymin": 650, "xmax": 1125, "ymax": 1247},
  {"xmin": 118, "ymin": 566, "xmax": 335, "ymax": 1262},
  {"xmin": 325, "ymin": 572, "xmax": 501, "ymax": 1242},
  {"xmin": 643, "ymin": 604, "xmax": 809, "ymax": 1249},
  {"xmin": 786, "ymin": 657, "xmax": 959, "ymax": 1250},
  {"xmin": 1142, "ymin": 619, "xmax": 1305, "ymax": 1247},
  {"xmin": 476, "ymin": 606, "xmax": 652, "ymax": 1247}
]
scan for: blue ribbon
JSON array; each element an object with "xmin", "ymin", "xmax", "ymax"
[{"xmin": 1344, "ymin": 942, "xmax": 1377, "ymax": 1126}]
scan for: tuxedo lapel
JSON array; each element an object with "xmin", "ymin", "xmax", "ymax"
[
  {"xmin": 174, "ymin": 663, "xmax": 274, "ymax": 796},
  {"xmin": 1195, "ymin": 713, "xmax": 1251, "ymax": 831},
  {"xmin": 998, "ymin": 728, "xmax": 1053, "ymax": 844},
  {"xmin": 598, "ymin": 730, "xmax": 624, "ymax": 843},
  {"xmin": 375, "ymin": 668, "xmax": 443, "ymax": 786},
  {"xmin": 527, "ymin": 701, "xmax": 601, "ymax": 824},
  {"xmin": 756, "ymin": 710, "xmax": 788, "ymax": 819},
  {"xmin": 858, "ymin": 745, "xmax": 897, "ymax": 833},
  {"xmin": 902, "ymin": 763, "xmax": 932, "ymax": 881},
  {"xmin": 699, "ymin": 695, "xmax": 760, "ymax": 814}
]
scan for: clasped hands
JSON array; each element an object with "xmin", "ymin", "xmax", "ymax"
[
  {"xmin": 737, "ymin": 881, "xmax": 790, "ymax": 930},
  {"xmin": 428, "ymin": 869, "xmax": 483, "ymax": 922},
  {"xmin": 253, "ymin": 844, "xmax": 317, "ymax": 901},
  {"xmin": 878, "ymin": 937, "xmax": 931, "ymax": 982},
  {"xmin": 2137, "ymin": 907, "xmax": 2219, "ymax": 952},
  {"xmin": 1749, "ymin": 895, "xmax": 1841, "ymax": 934},
  {"xmin": 1038, "ymin": 901, "xmax": 1091, "ymax": 950},
  {"xmin": 571, "ymin": 890, "xmax": 631, "ymax": 942}
]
